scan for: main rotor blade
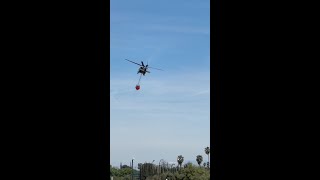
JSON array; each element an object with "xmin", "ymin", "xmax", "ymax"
[
  {"xmin": 141, "ymin": 61, "xmax": 145, "ymax": 67},
  {"xmin": 125, "ymin": 59, "xmax": 142, "ymax": 66},
  {"xmin": 148, "ymin": 66, "xmax": 164, "ymax": 71}
]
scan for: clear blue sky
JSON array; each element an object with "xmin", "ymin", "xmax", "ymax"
[{"xmin": 110, "ymin": 0, "xmax": 210, "ymax": 168}]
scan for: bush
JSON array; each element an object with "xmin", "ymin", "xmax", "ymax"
[
  {"xmin": 110, "ymin": 167, "xmax": 132, "ymax": 178},
  {"xmin": 141, "ymin": 164, "xmax": 210, "ymax": 180},
  {"xmin": 174, "ymin": 164, "xmax": 210, "ymax": 180}
]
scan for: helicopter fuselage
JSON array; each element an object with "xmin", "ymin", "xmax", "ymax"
[{"xmin": 137, "ymin": 66, "xmax": 150, "ymax": 75}]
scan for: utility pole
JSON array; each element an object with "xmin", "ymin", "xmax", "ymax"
[
  {"xmin": 132, "ymin": 158, "xmax": 135, "ymax": 180},
  {"xmin": 158, "ymin": 159, "xmax": 164, "ymax": 178},
  {"xmin": 158, "ymin": 160, "xmax": 161, "ymax": 177}
]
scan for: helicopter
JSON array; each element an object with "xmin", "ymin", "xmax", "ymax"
[{"xmin": 125, "ymin": 59, "xmax": 163, "ymax": 90}]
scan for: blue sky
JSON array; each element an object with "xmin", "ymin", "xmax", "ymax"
[{"xmin": 110, "ymin": 0, "xmax": 210, "ymax": 168}]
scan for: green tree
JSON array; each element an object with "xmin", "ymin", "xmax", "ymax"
[
  {"xmin": 184, "ymin": 162, "xmax": 193, "ymax": 168},
  {"xmin": 196, "ymin": 155, "xmax": 203, "ymax": 167},
  {"xmin": 110, "ymin": 166, "xmax": 132, "ymax": 178},
  {"xmin": 204, "ymin": 147, "xmax": 210, "ymax": 168},
  {"xmin": 177, "ymin": 155, "xmax": 184, "ymax": 169},
  {"xmin": 178, "ymin": 164, "xmax": 210, "ymax": 180},
  {"xmin": 121, "ymin": 165, "xmax": 130, "ymax": 169}
]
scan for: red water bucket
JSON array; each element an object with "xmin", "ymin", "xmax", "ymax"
[{"xmin": 135, "ymin": 85, "xmax": 140, "ymax": 90}]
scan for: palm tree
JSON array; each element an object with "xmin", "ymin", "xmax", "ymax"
[
  {"xmin": 205, "ymin": 147, "xmax": 210, "ymax": 168},
  {"xmin": 196, "ymin": 155, "xmax": 203, "ymax": 167},
  {"xmin": 203, "ymin": 162, "xmax": 206, "ymax": 168},
  {"xmin": 177, "ymin": 155, "xmax": 184, "ymax": 169}
]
